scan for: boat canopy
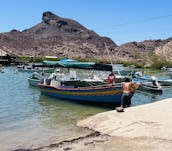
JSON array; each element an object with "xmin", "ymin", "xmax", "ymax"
[{"xmin": 43, "ymin": 59, "xmax": 112, "ymax": 71}]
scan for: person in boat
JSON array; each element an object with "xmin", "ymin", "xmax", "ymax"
[
  {"xmin": 107, "ymin": 71, "xmax": 117, "ymax": 85},
  {"xmin": 32, "ymin": 63, "xmax": 35, "ymax": 69},
  {"xmin": 41, "ymin": 68, "xmax": 45, "ymax": 76},
  {"xmin": 69, "ymin": 69, "xmax": 77, "ymax": 80},
  {"xmin": 121, "ymin": 77, "xmax": 136, "ymax": 108}
]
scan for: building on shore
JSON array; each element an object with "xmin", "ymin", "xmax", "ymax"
[{"xmin": 0, "ymin": 49, "xmax": 11, "ymax": 65}]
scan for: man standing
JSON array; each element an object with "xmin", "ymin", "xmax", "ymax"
[{"xmin": 121, "ymin": 77, "xmax": 136, "ymax": 108}]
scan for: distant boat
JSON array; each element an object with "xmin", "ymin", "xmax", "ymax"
[
  {"xmin": 167, "ymin": 68, "xmax": 172, "ymax": 78},
  {"xmin": 17, "ymin": 65, "xmax": 54, "ymax": 73},
  {"xmin": 0, "ymin": 69, "xmax": 4, "ymax": 73}
]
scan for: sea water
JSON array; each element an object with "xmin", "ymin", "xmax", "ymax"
[{"xmin": 0, "ymin": 67, "xmax": 172, "ymax": 150}]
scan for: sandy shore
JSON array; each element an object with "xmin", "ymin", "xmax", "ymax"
[{"xmin": 17, "ymin": 98, "xmax": 172, "ymax": 151}]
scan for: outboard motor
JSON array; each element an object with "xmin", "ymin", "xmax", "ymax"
[{"xmin": 151, "ymin": 76, "xmax": 161, "ymax": 88}]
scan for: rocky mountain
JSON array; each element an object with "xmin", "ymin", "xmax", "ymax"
[
  {"xmin": 0, "ymin": 11, "xmax": 172, "ymax": 64},
  {"xmin": 115, "ymin": 38, "xmax": 172, "ymax": 64},
  {"xmin": 155, "ymin": 40, "xmax": 172, "ymax": 61},
  {"xmin": 0, "ymin": 11, "xmax": 117, "ymax": 61}
]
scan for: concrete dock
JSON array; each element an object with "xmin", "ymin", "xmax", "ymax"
[{"xmin": 77, "ymin": 98, "xmax": 172, "ymax": 150}]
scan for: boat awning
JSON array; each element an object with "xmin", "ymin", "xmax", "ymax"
[
  {"xmin": 42, "ymin": 60, "xmax": 63, "ymax": 66},
  {"xmin": 42, "ymin": 59, "xmax": 112, "ymax": 71}
]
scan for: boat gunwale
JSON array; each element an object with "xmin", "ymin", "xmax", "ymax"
[{"xmin": 39, "ymin": 83, "xmax": 122, "ymax": 91}]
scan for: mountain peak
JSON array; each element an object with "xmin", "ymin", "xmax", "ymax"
[
  {"xmin": 42, "ymin": 11, "xmax": 60, "ymax": 24},
  {"xmin": 0, "ymin": 11, "xmax": 117, "ymax": 61}
]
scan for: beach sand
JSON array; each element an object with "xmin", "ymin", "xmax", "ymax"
[{"xmin": 20, "ymin": 98, "xmax": 172, "ymax": 151}]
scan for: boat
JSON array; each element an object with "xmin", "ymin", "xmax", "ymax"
[
  {"xmin": 28, "ymin": 72, "xmax": 43, "ymax": 86},
  {"xmin": 0, "ymin": 69, "xmax": 4, "ymax": 73},
  {"xmin": 28, "ymin": 76, "xmax": 41, "ymax": 86},
  {"xmin": 167, "ymin": 68, "xmax": 172, "ymax": 78},
  {"xmin": 133, "ymin": 74, "xmax": 163, "ymax": 94},
  {"xmin": 39, "ymin": 60, "xmax": 135, "ymax": 104},
  {"xmin": 134, "ymin": 75, "xmax": 163, "ymax": 94},
  {"xmin": 139, "ymin": 82, "xmax": 163, "ymax": 94},
  {"xmin": 133, "ymin": 74, "xmax": 151, "ymax": 83},
  {"xmin": 28, "ymin": 68, "xmax": 65, "ymax": 87},
  {"xmin": 39, "ymin": 83, "xmax": 123, "ymax": 104},
  {"xmin": 158, "ymin": 79, "xmax": 172, "ymax": 86},
  {"xmin": 133, "ymin": 73, "xmax": 172, "ymax": 86},
  {"xmin": 113, "ymin": 64, "xmax": 139, "ymax": 77},
  {"xmin": 17, "ymin": 64, "xmax": 54, "ymax": 73}
]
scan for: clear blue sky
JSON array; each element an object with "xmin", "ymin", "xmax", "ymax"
[{"xmin": 0, "ymin": 0, "xmax": 172, "ymax": 45}]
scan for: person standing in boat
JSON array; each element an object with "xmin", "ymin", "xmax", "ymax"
[{"xmin": 121, "ymin": 77, "xmax": 136, "ymax": 108}]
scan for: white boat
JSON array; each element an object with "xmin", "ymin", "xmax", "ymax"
[
  {"xmin": 28, "ymin": 68, "xmax": 64, "ymax": 87},
  {"xmin": 158, "ymin": 79, "xmax": 172, "ymax": 86},
  {"xmin": 134, "ymin": 74, "xmax": 172, "ymax": 86},
  {"xmin": 28, "ymin": 72, "xmax": 43, "ymax": 86},
  {"xmin": 139, "ymin": 82, "xmax": 163, "ymax": 94},
  {"xmin": 134, "ymin": 75, "xmax": 163, "ymax": 94}
]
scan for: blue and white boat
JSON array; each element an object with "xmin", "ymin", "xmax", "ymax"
[
  {"xmin": 133, "ymin": 75, "xmax": 163, "ymax": 94},
  {"xmin": 39, "ymin": 83, "xmax": 123, "ymax": 104},
  {"xmin": 39, "ymin": 61, "xmax": 123, "ymax": 104},
  {"xmin": 39, "ymin": 60, "xmax": 139, "ymax": 104}
]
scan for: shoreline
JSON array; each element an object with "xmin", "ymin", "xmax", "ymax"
[
  {"xmin": 15, "ymin": 98, "xmax": 172, "ymax": 151},
  {"xmin": 15, "ymin": 131, "xmax": 111, "ymax": 151}
]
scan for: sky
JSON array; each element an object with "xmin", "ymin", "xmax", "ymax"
[{"xmin": 0, "ymin": 0, "xmax": 172, "ymax": 45}]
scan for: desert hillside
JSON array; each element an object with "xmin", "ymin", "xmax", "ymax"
[{"xmin": 0, "ymin": 11, "xmax": 171, "ymax": 64}]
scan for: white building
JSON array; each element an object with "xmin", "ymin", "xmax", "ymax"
[{"xmin": 0, "ymin": 49, "xmax": 7, "ymax": 57}]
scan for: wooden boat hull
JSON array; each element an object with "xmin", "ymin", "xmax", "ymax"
[{"xmin": 39, "ymin": 84, "xmax": 123, "ymax": 103}]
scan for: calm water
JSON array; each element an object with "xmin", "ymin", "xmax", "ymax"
[{"xmin": 0, "ymin": 67, "xmax": 172, "ymax": 150}]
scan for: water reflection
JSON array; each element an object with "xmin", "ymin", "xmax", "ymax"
[{"xmin": 38, "ymin": 94, "xmax": 109, "ymax": 121}]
